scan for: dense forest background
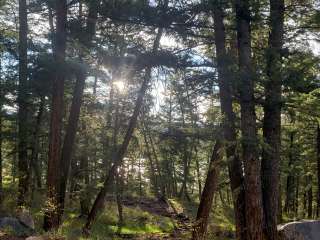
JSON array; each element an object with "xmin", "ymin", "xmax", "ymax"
[{"xmin": 0, "ymin": 0, "xmax": 319, "ymax": 239}]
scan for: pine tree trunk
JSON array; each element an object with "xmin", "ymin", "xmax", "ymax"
[
  {"xmin": 195, "ymin": 151, "xmax": 202, "ymax": 201},
  {"xmin": 83, "ymin": 67, "xmax": 152, "ymax": 232},
  {"xmin": 57, "ymin": 0, "xmax": 97, "ymax": 222},
  {"xmin": 278, "ymin": 182, "xmax": 283, "ymax": 222},
  {"xmin": 303, "ymin": 188, "xmax": 307, "ymax": 217},
  {"xmin": 284, "ymin": 132, "xmax": 295, "ymax": 214},
  {"xmin": 317, "ymin": 123, "xmax": 320, "ymax": 217},
  {"xmin": 0, "ymin": 109, "xmax": 2, "ymax": 205},
  {"xmin": 69, "ymin": 155, "xmax": 79, "ymax": 202},
  {"xmin": 308, "ymin": 175, "xmax": 313, "ymax": 218},
  {"xmin": 58, "ymin": 1, "xmax": 99, "ymax": 221},
  {"xmin": 213, "ymin": 3, "xmax": 246, "ymax": 239},
  {"xmin": 142, "ymin": 126, "xmax": 159, "ymax": 195},
  {"xmin": 43, "ymin": 0, "xmax": 67, "ymax": 231},
  {"xmin": 177, "ymin": 100, "xmax": 190, "ymax": 201},
  {"xmin": 102, "ymin": 78, "xmax": 114, "ymax": 171},
  {"xmin": 116, "ymin": 167, "xmax": 124, "ymax": 234},
  {"xmin": 192, "ymin": 140, "xmax": 223, "ymax": 240},
  {"xmin": 261, "ymin": 0, "xmax": 284, "ymax": 238},
  {"xmin": 295, "ymin": 176, "xmax": 300, "ymax": 217},
  {"xmin": 80, "ymin": 138, "xmax": 90, "ymax": 217},
  {"xmin": 148, "ymin": 127, "xmax": 165, "ymax": 197},
  {"xmin": 58, "ymin": 70, "xmax": 86, "ymax": 221},
  {"xmin": 235, "ymin": 0, "xmax": 264, "ymax": 239},
  {"xmin": 17, "ymin": 0, "xmax": 29, "ymax": 207},
  {"xmin": 30, "ymin": 96, "xmax": 45, "ymax": 189},
  {"xmin": 83, "ymin": 29, "xmax": 164, "ymax": 233},
  {"xmin": 0, "ymin": 59, "xmax": 2, "ymax": 206}
]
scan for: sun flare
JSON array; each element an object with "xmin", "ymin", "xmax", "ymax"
[{"xmin": 113, "ymin": 80, "xmax": 126, "ymax": 92}]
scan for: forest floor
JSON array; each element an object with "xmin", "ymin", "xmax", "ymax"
[
  {"xmin": 117, "ymin": 197, "xmax": 192, "ymax": 239},
  {"xmin": 0, "ymin": 195, "xmax": 234, "ymax": 240},
  {"xmin": 0, "ymin": 197, "xmax": 192, "ymax": 240}
]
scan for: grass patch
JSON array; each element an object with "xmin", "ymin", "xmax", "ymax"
[{"xmin": 51, "ymin": 201, "xmax": 174, "ymax": 239}]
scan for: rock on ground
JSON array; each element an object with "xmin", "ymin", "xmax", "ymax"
[
  {"xmin": 278, "ymin": 220, "xmax": 320, "ymax": 240},
  {"xmin": 0, "ymin": 218, "xmax": 34, "ymax": 237},
  {"xmin": 17, "ymin": 210, "xmax": 34, "ymax": 230}
]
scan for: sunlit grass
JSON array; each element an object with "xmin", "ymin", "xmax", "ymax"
[
  {"xmin": 212, "ymin": 204, "xmax": 235, "ymax": 232},
  {"xmin": 51, "ymin": 201, "xmax": 175, "ymax": 239},
  {"xmin": 0, "ymin": 184, "xmax": 235, "ymax": 240}
]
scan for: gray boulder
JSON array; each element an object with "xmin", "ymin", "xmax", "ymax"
[
  {"xmin": 0, "ymin": 217, "xmax": 35, "ymax": 237},
  {"xmin": 278, "ymin": 220, "xmax": 320, "ymax": 240},
  {"xmin": 17, "ymin": 209, "xmax": 35, "ymax": 230}
]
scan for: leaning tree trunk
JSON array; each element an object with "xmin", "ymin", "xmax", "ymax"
[
  {"xmin": 57, "ymin": 0, "xmax": 98, "ymax": 223},
  {"xmin": 58, "ymin": 70, "xmax": 86, "ymax": 221},
  {"xmin": 235, "ymin": 0, "xmax": 264, "ymax": 239},
  {"xmin": 43, "ymin": 0, "xmax": 67, "ymax": 231},
  {"xmin": 261, "ymin": 0, "xmax": 284, "ymax": 239},
  {"xmin": 213, "ymin": 3, "xmax": 246, "ymax": 239},
  {"xmin": 17, "ymin": 0, "xmax": 29, "ymax": 207},
  {"xmin": 83, "ymin": 29, "xmax": 164, "ymax": 234},
  {"xmin": 192, "ymin": 140, "xmax": 223, "ymax": 240}
]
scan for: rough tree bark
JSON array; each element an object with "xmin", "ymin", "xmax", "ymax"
[
  {"xmin": 213, "ymin": 2, "xmax": 246, "ymax": 239},
  {"xmin": 83, "ymin": 28, "xmax": 163, "ymax": 234},
  {"xmin": 43, "ymin": 0, "xmax": 67, "ymax": 231},
  {"xmin": 235, "ymin": 0, "xmax": 264, "ymax": 239},
  {"xmin": 192, "ymin": 140, "xmax": 223, "ymax": 240},
  {"xmin": 261, "ymin": 0, "xmax": 284, "ymax": 238},
  {"xmin": 17, "ymin": 0, "xmax": 29, "ymax": 207}
]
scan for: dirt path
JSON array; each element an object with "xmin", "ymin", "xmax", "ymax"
[{"xmin": 117, "ymin": 197, "xmax": 193, "ymax": 239}]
